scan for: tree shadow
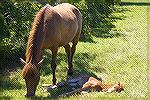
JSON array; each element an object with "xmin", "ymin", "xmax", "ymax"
[
  {"xmin": 91, "ymin": 29, "xmax": 126, "ymax": 38},
  {"xmin": 120, "ymin": 2, "xmax": 150, "ymax": 6},
  {"xmin": 73, "ymin": 53, "xmax": 99, "ymax": 77},
  {"xmin": 41, "ymin": 50, "xmax": 68, "ymax": 76},
  {"xmin": 41, "ymin": 50, "xmax": 102, "ymax": 78},
  {"xmin": 77, "ymin": 2, "xmax": 129, "ymax": 43},
  {"xmin": 0, "ymin": 96, "xmax": 11, "ymax": 100},
  {"xmin": 0, "ymin": 46, "xmax": 25, "ymax": 74},
  {"xmin": 0, "ymin": 74, "xmax": 23, "ymax": 91},
  {"xmin": 40, "ymin": 50, "xmax": 106, "ymax": 98},
  {"xmin": 79, "ymin": 33, "xmax": 96, "ymax": 43}
]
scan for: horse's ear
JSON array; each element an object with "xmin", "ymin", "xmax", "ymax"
[
  {"xmin": 20, "ymin": 58, "xmax": 26, "ymax": 65},
  {"xmin": 38, "ymin": 59, "xmax": 43, "ymax": 66}
]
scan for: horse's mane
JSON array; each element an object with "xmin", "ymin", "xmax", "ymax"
[
  {"xmin": 23, "ymin": 5, "xmax": 51, "ymax": 78},
  {"xmin": 25, "ymin": 5, "xmax": 50, "ymax": 63}
]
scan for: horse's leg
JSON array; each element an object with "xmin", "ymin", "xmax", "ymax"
[
  {"xmin": 51, "ymin": 47, "xmax": 58, "ymax": 85},
  {"xmin": 70, "ymin": 43, "xmax": 77, "ymax": 68},
  {"xmin": 64, "ymin": 42, "xmax": 79, "ymax": 76},
  {"xmin": 64, "ymin": 44, "xmax": 73, "ymax": 75}
]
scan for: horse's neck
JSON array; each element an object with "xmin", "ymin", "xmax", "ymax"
[
  {"xmin": 25, "ymin": 4, "xmax": 47, "ymax": 64},
  {"xmin": 25, "ymin": 43, "xmax": 42, "ymax": 64},
  {"xmin": 26, "ymin": 21, "xmax": 44, "ymax": 64}
]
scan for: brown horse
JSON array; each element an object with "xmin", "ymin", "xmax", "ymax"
[{"xmin": 20, "ymin": 3, "xmax": 82, "ymax": 97}]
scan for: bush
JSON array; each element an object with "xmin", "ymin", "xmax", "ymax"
[
  {"xmin": 0, "ymin": 0, "xmax": 122, "ymax": 71},
  {"xmin": 0, "ymin": 1, "xmax": 42, "ymax": 70},
  {"xmin": 74, "ymin": 0, "xmax": 121, "ymax": 41}
]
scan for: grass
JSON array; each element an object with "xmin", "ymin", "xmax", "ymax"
[
  {"xmin": 121, "ymin": 0, "xmax": 150, "ymax": 3},
  {"xmin": 0, "ymin": 2, "xmax": 150, "ymax": 100}
]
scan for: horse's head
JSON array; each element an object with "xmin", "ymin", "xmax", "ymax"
[{"xmin": 20, "ymin": 58, "xmax": 43, "ymax": 97}]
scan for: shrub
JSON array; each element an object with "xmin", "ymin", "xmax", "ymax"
[
  {"xmin": 0, "ymin": 1, "xmax": 41, "ymax": 70},
  {"xmin": 74, "ymin": 0, "xmax": 121, "ymax": 41}
]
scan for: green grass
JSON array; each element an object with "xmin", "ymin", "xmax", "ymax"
[
  {"xmin": 0, "ymin": 4, "xmax": 150, "ymax": 100},
  {"xmin": 121, "ymin": 0, "xmax": 150, "ymax": 3}
]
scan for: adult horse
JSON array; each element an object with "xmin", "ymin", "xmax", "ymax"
[{"xmin": 20, "ymin": 3, "xmax": 82, "ymax": 97}]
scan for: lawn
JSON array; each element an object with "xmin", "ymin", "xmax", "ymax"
[
  {"xmin": 121, "ymin": 0, "xmax": 150, "ymax": 3},
  {"xmin": 0, "ymin": 2, "xmax": 150, "ymax": 100}
]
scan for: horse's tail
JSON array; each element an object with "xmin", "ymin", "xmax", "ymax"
[{"xmin": 26, "ymin": 5, "xmax": 50, "ymax": 63}]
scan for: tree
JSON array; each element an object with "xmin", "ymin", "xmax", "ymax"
[{"xmin": 0, "ymin": 0, "xmax": 42, "ymax": 69}]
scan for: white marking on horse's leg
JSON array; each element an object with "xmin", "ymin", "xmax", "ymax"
[{"xmin": 51, "ymin": 85, "xmax": 57, "ymax": 89}]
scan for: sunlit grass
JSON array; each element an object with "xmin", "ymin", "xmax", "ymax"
[{"xmin": 1, "ymin": 4, "xmax": 149, "ymax": 100}]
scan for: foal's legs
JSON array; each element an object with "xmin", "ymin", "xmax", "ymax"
[
  {"xmin": 51, "ymin": 47, "xmax": 58, "ymax": 85},
  {"xmin": 64, "ymin": 43, "xmax": 77, "ymax": 75}
]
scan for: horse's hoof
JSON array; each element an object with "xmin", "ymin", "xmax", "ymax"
[
  {"xmin": 42, "ymin": 84, "xmax": 51, "ymax": 87},
  {"xmin": 67, "ymin": 67, "xmax": 73, "ymax": 76},
  {"xmin": 67, "ymin": 70, "xmax": 73, "ymax": 76},
  {"xmin": 51, "ymin": 85, "xmax": 57, "ymax": 89},
  {"xmin": 24, "ymin": 93, "xmax": 35, "ymax": 98},
  {"xmin": 46, "ymin": 85, "xmax": 57, "ymax": 92}
]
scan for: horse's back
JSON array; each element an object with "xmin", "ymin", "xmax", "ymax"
[
  {"xmin": 55, "ymin": 3, "xmax": 82, "ymax": 43},
  {"xmin": 53, "ymin": 3, "xmax": 82, "ymax": 24},
  {"xmin": 54, "ymin": 3, "xmax": 80, "ymax": 14},
  {"xmin": 43, "ymin": 3, "xmax": 82, "ymax": 48},
  {"xmin": 54, "ymin": 3, "xmax": 82, "ymax": 26}
]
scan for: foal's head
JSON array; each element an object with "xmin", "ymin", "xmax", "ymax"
[
  {"xmin": 107, "ymin": 82, "xmax": 124, "ymax": 93},
  {"xmin": 20, "ymin": 58, "xmax": 43, "ymax": 97}
]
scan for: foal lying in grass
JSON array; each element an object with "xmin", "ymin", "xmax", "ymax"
[
  {"xmin": 43, "ymin": 74, "xmax": 124, "ymax": 96},
  {"xmin": 82, "ymin": 77, "xmax": 124, "ymax": 93}
]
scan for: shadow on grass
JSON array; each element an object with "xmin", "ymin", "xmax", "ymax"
[
  {"xmin": 41, "ymin": 50, "xmax": 101, "ymax": 78},
  {"xmin": 79, "ymin": 19, "xmax": 127, "ymax": 43},
  {"xmin": 0, "ymin": 46, "xmax": 25, "ymax": 74},
  {"xmin": 91, "ymin": 30, "xmax": 126, "ymax": 38},
  {"xmin": 40, "ymin": 50, "xmax": 106, "ymax": 98},
  {"xmin": 0, "ymin": 96, "xmax": 11, "ymax": 100},
  {"xmin": 73, "ymin": 53, "xmax": 100, "ymax": 78},
  {"xmin": 120, "ymin": 2, "xmax": 150, "ymax": 6},
  {"xmin": 0, "ymin": 74, "xmax": 23, "ymax": 91},
  {"xmin": 79, "ymin": 27, "xmax": 126, "ymax": 43}
]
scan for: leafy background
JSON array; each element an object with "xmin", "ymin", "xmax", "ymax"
[{"xmin": 0, "ymin": 0, "xmax": 121, "ymax": 71}]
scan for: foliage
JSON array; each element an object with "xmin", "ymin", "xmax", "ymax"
[
  {"xmin": 74, "ymin": 0, "xmax": 122, "ymax": 41},
  {"xmin": 0, "ymin": 0, "xmax": 122, "ymax": 70},
  {"xmin": 0, "ymin": 1, "xmax": 42, "ymax": 69}
]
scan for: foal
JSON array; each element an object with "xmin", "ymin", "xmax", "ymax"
[{"xmin": 82, "ymin": 77, "xmax": 124, "ymax": 93}]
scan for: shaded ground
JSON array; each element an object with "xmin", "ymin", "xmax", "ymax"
[{"xmin": 120, "ymin": 2, "xmax": 150, "ymax": 6}]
